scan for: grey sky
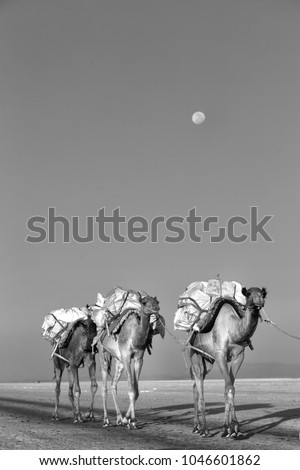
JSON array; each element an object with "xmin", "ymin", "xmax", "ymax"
[{"xmin": 0, "ymin": 0, "xmax": 299, "ymax": 382}]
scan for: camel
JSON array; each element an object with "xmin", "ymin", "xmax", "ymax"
[
  {"xmin": 188, "ymin": 286, "xmax": 267, "ymax": 438},
  {"xmin": 97, "ymin": 295, "xmax": 165, "ymax": 429},
  {"xmin": 51, "ymin": 316, "xmax": 98, "ymax": 423}
]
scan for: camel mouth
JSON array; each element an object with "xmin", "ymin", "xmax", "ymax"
[
  {"xmin": 254, "ymin": 305, "xmax": 263, "ymax": 311},
  {"xmin": 256, "ymin": 301, "xmax": 265, "ymax": 309},
  {"xmin": 147, "ymin": 308, "xmax": 160, "ymax": 314},
  {"xmin": 144, "ymin": 306, "xmax": 160, "ymax": 315}
]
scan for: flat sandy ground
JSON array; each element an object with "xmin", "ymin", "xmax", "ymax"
[{"xmin": 0, "ymin": 379, "xmax": 299, "ymax": 450}]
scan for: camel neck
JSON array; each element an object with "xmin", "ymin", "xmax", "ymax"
[
  {"xmin": 131, "ymin": 311, "xmax": 152, "ymax": 348},
  {"xmin": 139, "ymin": 312, "xmax": 151, "ymax": 330},
  {"xmin": 239, "ymin": 303, "xmax": 260, "ymax": 340}
]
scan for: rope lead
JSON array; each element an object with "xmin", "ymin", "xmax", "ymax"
[{"xmin": 261, "ymin": 307, "xmax": 300, "ymax": 341}]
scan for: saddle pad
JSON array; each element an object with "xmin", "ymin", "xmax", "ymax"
[{"xmin": 109, "ymin": 308, "xmax": 141, "ymax": 336}]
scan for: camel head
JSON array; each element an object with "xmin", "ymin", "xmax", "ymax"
[
  {"xmin": 242, "ymin": 287, "xmax": 267, "ymax": 310},
  {"xmin": 141, "ymin": 296, "xmax": 160, "ymax": 316}
]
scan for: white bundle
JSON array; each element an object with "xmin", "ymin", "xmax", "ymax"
[
  {"xmin": 41, "ymin": 307, "xmax": 88, "ymax": 341},
  {"xmin": 104, "ymin": 287, "xmax": 142, "ymax": 316},
  {"xmin": 174, "ymin": 279, "xmax": 246, "ymax": 331}
]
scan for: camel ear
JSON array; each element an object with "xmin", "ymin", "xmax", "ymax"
[
  {"xmin": 242, "ymin": 287, "xmax": 249, "ymax": 297},
  {"xmin": 261, "ymin": 287, "xmax": 267, "ymax": 298}
]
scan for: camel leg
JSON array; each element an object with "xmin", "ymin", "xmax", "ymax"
[
  {"xmin": 98, "ymin": 348, "xmax": 111, "ymax": 427},
  {"xmin": 69, "ymin": 365, "xmax": 83, "ymax": 423},
  {"xmin": 85, "ymin": 353, "xmax": 98, "ymax": 421},
  {"xmin": 228, "ymin": 350, "xmax": 245, "ymax": 436},
  {"xmin": 215, "ymin": 353, "xmax": 236, "ymax": 438},
  {"xmin": 190, "ymin": 353, "xmax": 202, "ymax": 433},
  {"xmin": 122, "ymin": 356, "xmax": 137, "ymax": 429},
  {"xmin": 67, "ymin": 365, "xmax": 75, "ymax": 417},
  {"xmin": 190, "ymin": 354, "xmax": 212, "ymax": 436},
  {"xmin": 127, "ymin": 351, "xmax": 143, "ymax": 406},
  {"xmin": 123, "ymin": 352, "xmax": 143, "ymax": 429},
  {"xmin": 132, "ymin": 352, "xmax": 143, "ymax": 402},
  {"xmin": 52, "ymin": 360, "xmax": 64, "ymax": 420},
  {"xmin": 111, "ymin": 359, "xmax": 124, "ymax": 425}
]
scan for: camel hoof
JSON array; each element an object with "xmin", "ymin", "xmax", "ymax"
[
  {"xmin": 85, "ymin": 411, "xmax": 95, "ymax": 420},
  {"xmin": 103, "ymin": 418, "xmax": 110, "ymax": 427},
  {"xmin": 116, "ymin": 418, "xmax": 123, "ymax": 426},
  {"xmin": 85, "ymin": 413, "xmax": 95, "ymax": 421},
  {"xmin": 73, "ymin": 417, "xmax": 83, "ymax": 424},
  {"xmin": 200, "ymin": 431, "xmax": 212, "ymax": 438},
  {"xmin": 127, "ymin": 422, "xmax": 137, "ymax": 430},
  {"xmin": 51, "ymin": 416, "xmax": 59, "ymax": 421},
  {"xmin": 232, "ymin": 431, "xmax": 244, "ymax": 439},
  {"xmin": 192, "ymin": 425, "xmax": 211, "ymax": 437},
  {"xmin": 125, "ymin": 418, "xmax": 137, "ymax": 430},
  {"xmin": 221, "ymin": 429, "xmax": 230, "ymax": 438}
]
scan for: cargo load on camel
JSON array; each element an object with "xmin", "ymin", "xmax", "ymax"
[
  {"xmin": 104, "ymin": 287, "xmax": 143, "ymax": 315},
  {"xmin": 90, "ymin": 287, "xmax": 160, "ymax": 347},
  {"xmin": 89, "ymin": 287, "xmax": 143, "ymax": 333},
  {"xmin": 174, "ymin": 278, "xmax": 246, "ymax": 332},
  {"xmin": 41, "ymin": 306, "xmax": 89, "ymax": 344}
]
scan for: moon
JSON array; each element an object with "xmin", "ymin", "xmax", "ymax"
[{"xmin": 192, "ymin": 111, "xmax": 205, "ymax": 125}]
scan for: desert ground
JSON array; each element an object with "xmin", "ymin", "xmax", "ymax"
[{"xmin": 0, "ymin": 378, "xmax": 299, "ymax": 450}]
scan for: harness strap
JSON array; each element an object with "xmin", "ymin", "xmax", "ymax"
[
  {"xmin": 50, "ymin": 343, "xmax": 70, "ymax": 364},
  {"xmin": 189, "ymin": 344, "xmax": 215, "ymax": 364},
  {"xmin": 178, "ymin": 296, "xmax": 206, "ymax": 313},
  {"xmin": 53, "ymin": 351, "xmax": 70, "ymax": 364},
  {"xmin": 50, "ymin": 313, "xmax": 66, "ymax": 329},
  {"xmin": 117, "ymin": 291, "xmax": 130, "ymax": 315}
]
